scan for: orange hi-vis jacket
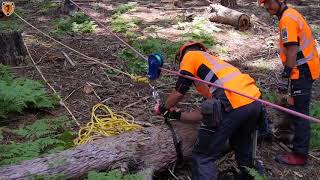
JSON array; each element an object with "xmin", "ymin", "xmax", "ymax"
[
  {"xmin": 180, "ymin": 51, "xmax": 261, "ymax": 110},
  {"xmin": 279, "ymin": 7, "xmax": 319, "ymax": 80}
]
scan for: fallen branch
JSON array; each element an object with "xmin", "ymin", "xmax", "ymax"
[
  {"xmin": 124, "ymin": 96, "xmax": 150, "ymax": 109},
  {"xmin": 62, "ymin": 51, "xmax": 76, "ymax": 66}
]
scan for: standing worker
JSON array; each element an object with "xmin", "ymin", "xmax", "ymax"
[
  {"xmin": 155, "ymin": 42, "xmax": 262, "ymax": 180},
  {"xmin": 259, "ymin": 0, "xmax": 319, "ymax": 165}
]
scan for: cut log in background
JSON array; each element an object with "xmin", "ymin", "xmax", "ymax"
[
  {"xmin": 0, "ymin": 32, "xmax": 27, "ymax": 66},
  {"xmin": 207, "ymin": 4, "xmax": 250, "ymax": 31},
  {"xmin": 0, "ymin": 122, "xmax": 198, "ymax": 179}
]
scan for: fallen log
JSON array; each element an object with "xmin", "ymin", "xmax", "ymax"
[
  {"xmin": 207, "ymin": 4, "xmax": 250, "ymax": 31},
  {"xmin": 0, "ymin": 122, "xmax": 198, "ymax": 179}
]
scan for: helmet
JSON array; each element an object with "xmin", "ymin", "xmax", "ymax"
[{"xmin": 176, "ymin": 41, "xmax": 207, "ymax": 63}]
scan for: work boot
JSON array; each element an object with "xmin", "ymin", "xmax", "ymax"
[{"xmin": 275, "ymin": 153, "xmax": 307, "ymax": 165}]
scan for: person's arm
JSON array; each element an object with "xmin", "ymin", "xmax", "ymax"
[
  {"xmin": 164, "ymin": 89, "xmax": 184, "ymax": 109},
  {"xmin": 280, "ymin": 16, "xmax": 299, "ymax": 77},
  {"xmin": 180, "ymin": 109, "xmax": 203, "ymax": 124},
  {"xmin": 285, "ymin": 45, "xmax": 298, "ymax": 68},
  {"xmin": 164, "ymin": 70, "xmax": 194, "ymax": 109}
]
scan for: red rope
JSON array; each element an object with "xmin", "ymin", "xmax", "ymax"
[{"xmin": 71, "ymin": 1, "xmax": 320, "ymax": 123}]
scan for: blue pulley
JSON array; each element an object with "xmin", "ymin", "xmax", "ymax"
[{"xmin": 148, "ymin": 53, "xmax": 164, "ymax": 80}]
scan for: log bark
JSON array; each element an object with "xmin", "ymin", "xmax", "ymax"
[
  {"xmin": 0, "ymin": 31, "xmax": 27, "ymax": 66},
  {"xmin": 207, "ymin": 4, "xmax": 250, "ymax": 31},
  {"xmin": 0, "ymin": 122, "xmax": 198, "ymax": 179}
]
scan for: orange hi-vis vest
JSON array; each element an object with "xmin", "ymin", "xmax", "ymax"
[
  {"xmin": 180, "ymin": 51, "xmax": 261, "ymax": 110},
  {"xmin": 279, "ymin": 8, "xmax": 319, "ymax": 80}
]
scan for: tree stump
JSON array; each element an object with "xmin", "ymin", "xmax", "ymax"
[
  {"xmin": 61, "ymin": 0, "xmax": 78, "ymax": 15},
  {"xmin": 208, "ymin": 4, "xmax": 250, "ymax": 31},
  {"xmin": 0, "ymin": 31, "xmax": 27, "ymax": 66},
  {"xmin": 221, "ymin": 0, "xmax": 237, "ymax": 8}
]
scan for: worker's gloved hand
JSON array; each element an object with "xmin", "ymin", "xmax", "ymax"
[
  {"xmin": 281, "ymin": 66, "xmax": 293, "ymax": 78},
  {"xmin": 154, "ymin": 103, "xmax": 168, "ymax": 115},
  {"xmin": 163, "ymin": 110, "xmax": 181, "ymax": 120}
]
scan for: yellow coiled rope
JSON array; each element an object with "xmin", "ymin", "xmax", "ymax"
[
  {"xmin": 130, "ymin": 74, "xmax": 149, "ymax": 84},
  {"xmin": 74, "ymin": 104, "xmax": 143, "ymax": 145}
]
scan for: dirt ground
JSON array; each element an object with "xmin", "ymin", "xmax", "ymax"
[{"xmin": 2, "ymin": 0, "xmax": 320, "ymax": 179}]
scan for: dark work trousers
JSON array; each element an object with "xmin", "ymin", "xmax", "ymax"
[
  {"xmin": 192, "ymin": 101, "xmax": 262, "ymax": 180},
  {"xmin": 290, "ymin": 65, "xmax": 314, "ymax": 156}
]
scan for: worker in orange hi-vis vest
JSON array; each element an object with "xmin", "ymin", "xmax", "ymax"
[
  {"xmin": 259, "ymin": 0, "xmax": 319, "ymax": 165},
  {"xmin": 155, "ymin": 42, "xmax": 263, "ymax": 180}
]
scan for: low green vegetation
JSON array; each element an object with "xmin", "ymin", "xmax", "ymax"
[
  {"xmin": 53, "ymin": 12, "xmax": 97, "ymax": 33},
  {"xmin": 112, "ymin": 2, "xmax": 137, "ymax": 17},
  {"xmin": 183, "ymin": 31, "xmax": 216, "ymax": 48},
  {"xmin": 118, "ymin": 37, "xmax": 184, "ymax": 74},
  {"xmin": 0, "ymin": 14, "xmax": 24, "ymax": 32},
  {"xmin": 87, "ymin": 170, "xmax": 143, "ymax": 180},
  {"xmin": 0, "ymin": 116, "xmax": 74, "ymax": 166},
  {"xmin": 34, "ymin": 0, "xmax": 59, "ymax": 13},
  {"xmin": 0, "ymin": 65, "xmax": 59, "ymax": 118},
  {"xmin": 110, "ymin": 2, "xmax": 139, "ymax": 35},
  {"xmin": 310, "ymin": 102, "xmax": 320, "ymax": 150},
  {"xmin": 246, "ymin": 167, "xmax": 268, "ymax": 180},
  {"xmin": 110, "ymin": 3, "xmax": 216, "ymax": 75},
  {"xmin": 178, "ymin": 17, "xmax": 217, "ymax": 48},
  {"xmin": 261, "ymin": 89, "xmax": 284, "ymax": 104}
]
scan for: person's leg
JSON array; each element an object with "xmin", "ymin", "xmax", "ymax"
[
  {"xmin": 276, "ymin": 77, "xmax": 313, "ymax": 165},
  {"xmin": 229, "ymin": 102, "xmax": 261, "ymax": 180},
  {"xmin": 192, "ymin": 100, "xmax": 260, "ymax": 180},
  {"xmin": 192, "ymin": 128, "xmax": 220, "ymax": 180},
  {"xmin": 292, "ymin": 91, "xmax": 311, "ymax": 155}
]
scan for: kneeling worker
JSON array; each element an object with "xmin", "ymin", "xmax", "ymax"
[{"xmin": 155, "ymin": 42, "xmax": 262, "ymax": 180}]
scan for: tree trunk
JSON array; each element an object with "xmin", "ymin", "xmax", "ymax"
[
  {"xmin": 221, "ymin": 0, "xmax": 237, "ymax": 8},
  {"xmin": 208, "ymin": 4, "xmax": 250, "ymax": 31},
  {"xmin": 0, "ymin": 31, "xmax": 27, "ymax": 66},
  {"xmin": 0, "ymin": 122, "xmax": 198, "ymax": 179}
]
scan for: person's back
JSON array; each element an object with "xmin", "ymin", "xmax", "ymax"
[{"xmin": 180, "ymin": 51, "xmax": 261, "ymax": 110}]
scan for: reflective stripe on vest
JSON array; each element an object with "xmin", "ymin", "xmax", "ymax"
[
  {"xmin": 200, "ymin": 52, "xmax": 242, "ymax": 94},
  {"xmin": 281, "ymin": 13, "xmax": 315, "ymax": 65},
  {"xmin": 209, "ymin": 71, "xmax": 241, "ymax": 94}
]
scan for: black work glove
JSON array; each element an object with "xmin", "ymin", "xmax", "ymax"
[
  {"xmin": 281, "ymin": 66, "xmax": 293, "ymax": 78},
  {"xmin": 163, "ymin": 110, "xmax": 181, "ymax": 120},
  {"xmin": 158, "ymin": 103, "xmax": 168, "ymax": 115},
  {"xmin": 156, "ymin": 103, "xmax": 181, "ymax": 120}
]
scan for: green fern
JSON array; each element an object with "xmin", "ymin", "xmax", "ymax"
[
  {"xmin": 0, "ymin": 65, "xmax": 58, "ymax": 118},
  {"xmin": 15, "ymin": 117, "xmax": 71, "ymax": 140},
  {"xmin": 0, "ymin": 117, "xmax": 74, "ymax": 166},
  {"xmin": 0, "ymin": 64, "xmax": 14, "ymax": 82}
]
